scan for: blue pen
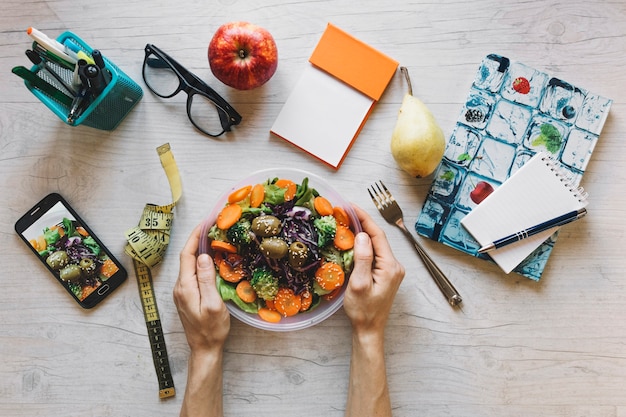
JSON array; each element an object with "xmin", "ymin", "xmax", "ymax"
[{"xmin": 478, "ymin": 207, "xmax": 587, "ymax": 253}]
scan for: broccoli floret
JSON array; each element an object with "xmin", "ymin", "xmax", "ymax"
[
  {"xmin": 208, "ymin": 224, "xmax": 227, "ymax": 241},
  {"xmin": 320, "ymin": 246, "xmax": 342, "ymax": 266},
  {"xmin": 342, "ymin": 249, "xmax": 354, "ymax": 274},
  {"xmin": 320, "ymin": 246, "xmax": 354, "ymax": 275},
  {"xmin": 250, "ymin": 267, "xmax": 279, "ymax": 301},
  {"xmin": 226, "ymin": 218, "xmax": 253, "ymax": 245},
  {"xmin": 313, "ymin": 215, "xmax": 336, "ymax": 247}
]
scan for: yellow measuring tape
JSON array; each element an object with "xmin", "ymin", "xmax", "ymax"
[{"xmin": 124, "ymin": 143, "xmax": 182, "ymax": 399}]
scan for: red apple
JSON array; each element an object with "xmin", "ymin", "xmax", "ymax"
[
  {"xmin": 470, "ymin": 181, "xmax": 494, "ymax": 204},
  {"xmin": 208, "ymin": 21, "xmax": 278, "ymax": 90}
]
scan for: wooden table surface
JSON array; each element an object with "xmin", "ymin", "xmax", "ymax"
[{"xmin": 1, "ymin": 1, "xmax": 625, "ymax": 416}]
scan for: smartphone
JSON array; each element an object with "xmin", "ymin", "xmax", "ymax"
[{"xmin": 14, "ymin": 193, "xmax": 127, "ymax": 309}]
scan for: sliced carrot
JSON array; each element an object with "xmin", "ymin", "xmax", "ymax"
[
  {"xmin": 236, "ymin": 280, "xmax": 257, "ymax": 303},
  {"xmin": 334, "ymin": 225, "xmax": 355, "ymax": 250},
  {"xmin": 322, "ymin": 287, "xmax": 342, "ymax": 301},
  {"xmin": 213, "ymin": 251, "xmax": 225, "ymax": 267},
  {"xmin": 81, "ymin": 285, "xmax": 98, "ymax": 300},
  {"xmin": 101, "ymin": 259, "xmax": 119, "ymax": 278},
  {"xmin": 258, "ymin": 307, "xmax": 282, "ymax": 323},
  {"xmin": 314, "ymin": 196, "xmax": 334, "ymax": 216},
  {"xmin": 213, "ymin": 251, "xmax": 226, "ymax": 269},
  {"xmin": 210, "ymin": 240, "xmax": 238, "ymax": 253},
  {"xmin": 76, "ymin": 226, "xmax": 89, "ymax": 237},
  {"xmin": 332, "ymin": 206, "xmax": 351, "ymax": 227},
  {"xmin": 228, "ymin": 185, "xmax": 252, "ymax": 204},
  {"xmin": 274, "ymin": 288, "xmax": 302, "ymax": 317},
  {"xmin": 32, "ymin": 235, "xmax": 47, "ymax": 251},
  {"xmin": 250, "ymin": 183, "xmax": 265, "ymax": 208},
  {"xmin": 284, "ymin": 184, "xmax": 296, "ymax": 201},
  {"xmin": 265, "ymin": 299, "xmax": 276, "ymax": 310},
  {"xmin": 300, "ymin": 290, "xmax": 313, "ymax": 312},
  {"xmin": 216, "ymin": 203, "xmax": 242, "ymax": 230},
  {"xmin": 314, "ymin": 262, "xmax": 345, "ymax": 291},
  {"xmin": 275, "ymin": 179, "xmax": 294, "ymax": 188},
  {"xmin": 276, "ymin": 179, "xmax": 296, "ymax": 201},
  {"xmin": 218, "ymin": 254, "xmax": 246, "ymax": 283},
  {"xmin": 49, "ymin": 225, "xmax": 66, "ymax": 237}
]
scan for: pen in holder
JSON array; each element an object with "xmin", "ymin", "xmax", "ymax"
[{"xmin": 22, "ymin": 31, "xmax": 143, "ymax": 131}]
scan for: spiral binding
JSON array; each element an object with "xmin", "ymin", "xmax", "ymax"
[{"xmin": 539, "ymin": 153, "xmax": 589, "ymax": 203}]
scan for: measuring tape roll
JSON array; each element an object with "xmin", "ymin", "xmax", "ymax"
[{"xmin": 124, "ymin": 143, "xmax": 182, "ymax": 399}]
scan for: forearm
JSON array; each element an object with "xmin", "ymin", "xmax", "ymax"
[
  {"xmin": 345, "ymin": 332, "xmax": 392, "ymax": 417},
  {"xmin": 180, "ymin": 350, "xmax": 225, "ymax": 417}
]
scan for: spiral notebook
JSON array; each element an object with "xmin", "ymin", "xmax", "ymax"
[{"xmin": 460, "ymin": 152, "xmax": 588, "ymax": 273}]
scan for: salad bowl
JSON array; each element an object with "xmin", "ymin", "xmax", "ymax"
[{"xmin": 199, "ymin": 168, "xmax": 361, "ymax": 331}]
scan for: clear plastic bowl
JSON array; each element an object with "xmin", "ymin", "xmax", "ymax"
[{"xmin": 199, "ymin": 168, "xmax": 361, "ymax": 332}]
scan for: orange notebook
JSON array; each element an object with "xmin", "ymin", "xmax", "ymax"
[{"xmin": 270, "ymin": 23, "xmax": 398, "ymax": 169}]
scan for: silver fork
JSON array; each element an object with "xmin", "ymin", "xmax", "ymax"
[{"xmin": 368, "ymin": 181, "xmax": 462, "ymax": 307}]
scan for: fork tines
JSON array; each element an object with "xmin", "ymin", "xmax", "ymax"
[{"xmin": 368, "ymin": 180, "xmax": 394, "ymax": 209}]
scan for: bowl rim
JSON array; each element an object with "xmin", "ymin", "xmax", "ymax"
[{"xmin": 198, "ymin": 168, "xmax": 361, "ymax": 332}]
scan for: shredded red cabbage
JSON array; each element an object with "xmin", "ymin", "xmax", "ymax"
[{"xmin": 238, "ymin": 203, "xmax": 321, "ymax": 294}]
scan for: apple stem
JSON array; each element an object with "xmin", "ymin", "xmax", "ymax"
[
  {"xmin": 238, "ymin": 49, "xmax": 247, "ymax": 59},
  {"xmin": 400, "ymin": 66, "xmax": 413, "ymax": 96}
]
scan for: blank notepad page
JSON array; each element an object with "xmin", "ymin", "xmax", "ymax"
[{"xmin": 461, "ymin": 152, "xmax": 588, "ymax": 273}]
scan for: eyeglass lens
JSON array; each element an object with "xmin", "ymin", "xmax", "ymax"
[
  {"xmin": 143, "ymin": 54, "xmax": 180, "ymax": 97},
  {"xmin": 144, "ymin": 49, "xmax": 229, "ymax": 136},
  {"xmin": 188, "ymin": 94, "xmax": 228, "ymax": 136}
]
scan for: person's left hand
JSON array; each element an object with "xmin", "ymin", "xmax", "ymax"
[{"xmin": 173, "ymin": 224, "xmax": 230, "ymax": 355}]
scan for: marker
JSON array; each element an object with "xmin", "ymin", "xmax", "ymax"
[
  {"xmin": 91, "ymin": 49, "xmax": 112, "ymax": 85},
  {"xmin": 63, "ymin": 40, "xmax": 95, "ymax": 65},
  {"xmin": 32, "ymin": 43, "xmax": 75, "ymax": 70},
  {"xmin": 84, "ymin": 64, "xmax": 106, "ymax": 96},
  {"xmin": 26, "ymin": 27, "xmax": 78, "ymax": 64},
  {"xmin": 477, "ymin": 207, "xmax": 587, "ymax": 253},
  {"xmin": 71, "ymin": 59, "xmax": 86, "ymax": 91}
]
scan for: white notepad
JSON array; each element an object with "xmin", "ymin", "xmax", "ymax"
[
  {"xmin": 270, "ymin": 65, "xmax": 374, "ymax": 168},
  {"xmin": 270, "ymin": 23, "xmax": 398, "ymax": 169},
  {"xmin": 461, "ymin": 152, "xmax": 588, "ymax": 273}
]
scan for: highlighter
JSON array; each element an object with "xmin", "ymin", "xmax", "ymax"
[{"xmin": 63, "ymin": 40, "xmax": 95, "ymax": 65}]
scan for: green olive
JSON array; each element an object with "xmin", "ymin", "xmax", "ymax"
[
  {"xmin": 288, "ymin": 241, "xmax": 309, "ymax": 268},
  {"xmin": 79, "ymin": 258, "xmax": 96, "ymax": 275},
  {"xmin": 46, "ymin": 251, "xmax": 69, "ymax": 270},
  {"xmin": 251, "ymin": 215, "xmax": 282, "ymax": 237},
  {"xmin": 259, "ymin": 237, "xmax": 288, "ymax": 259},
  {"xmin": 59, "ymin": 264, "xmax": 82, "ymax": 282}
]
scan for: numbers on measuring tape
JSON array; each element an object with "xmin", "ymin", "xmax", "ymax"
[
  {"xmin": 132, "ymin": 259, "xmax": 175, "ymax": 398},
  {"xmin": 124, "ymin": 143, "xmax": 182, "ymax": 399},
  {"xmin": 141, "ymin": 207, "xmax": 173, "ymax": 231}
]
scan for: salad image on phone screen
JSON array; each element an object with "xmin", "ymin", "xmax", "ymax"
[{"xmin": 24, "ymin": 204, "xmax": 119, "ymax": 301}]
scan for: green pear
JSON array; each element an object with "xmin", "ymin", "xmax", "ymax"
[{"xmin": 391, "ymin": 67, "xmax": 446, "ymax": 178}]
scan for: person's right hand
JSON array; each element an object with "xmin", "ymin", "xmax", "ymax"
[{"xmin": 343, "ymin": 204, "xmax": 405, "ymax": 338}]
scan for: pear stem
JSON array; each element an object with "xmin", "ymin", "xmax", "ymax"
[{"xmin": 400, "ymin": 66, "xmax": 413, "ymax": 96}]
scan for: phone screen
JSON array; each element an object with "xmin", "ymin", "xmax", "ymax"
[{"xmin": 15, "ymin": 193, "xmax": 127, "ymax": 308}]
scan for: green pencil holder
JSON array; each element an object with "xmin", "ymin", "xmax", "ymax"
[{"xmin": 25, "ymin": 31, "xmax": 143, "ymax": 131}]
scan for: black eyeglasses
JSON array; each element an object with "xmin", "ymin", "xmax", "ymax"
[{"xmin": 142, "ymin": 44, "xmax": 242, "ymax": 137}]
